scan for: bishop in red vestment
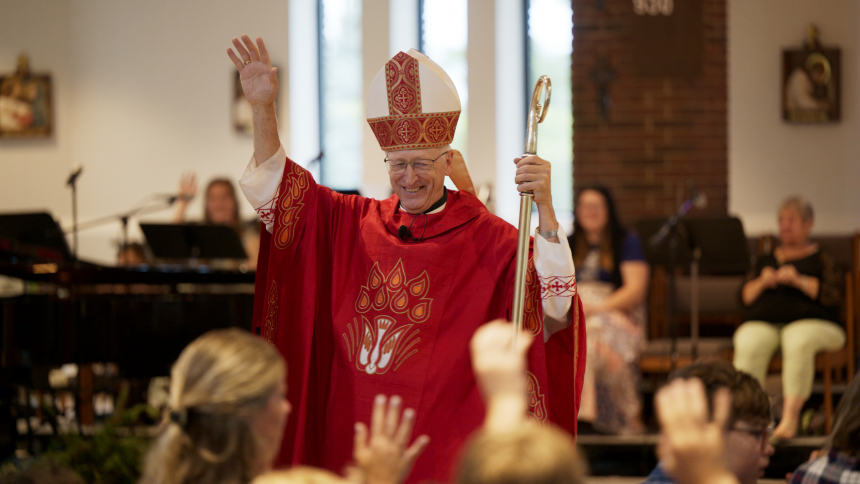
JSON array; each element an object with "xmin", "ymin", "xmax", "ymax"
[{"xmin": 228, "ymin": 36, "xmax": 585, "ymax": 483}]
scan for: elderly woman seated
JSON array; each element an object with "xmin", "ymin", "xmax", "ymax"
[
  {"xmin": 733, "ymin": 196, "xmax": 845, "ymax": 441},
  {"xmin": 568, "ymin": 186, "xmax": 649, "ymax": 434}
]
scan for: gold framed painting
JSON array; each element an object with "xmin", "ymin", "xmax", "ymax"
[
  {"xmin": 0, "ymin": 54, "xmax": 54, "ymax": 138},
  {"xmin": 782, "ymin": 27, "xmax": 840, "ymax": 123}
]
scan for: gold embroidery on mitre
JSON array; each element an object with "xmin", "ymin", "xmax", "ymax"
[
  {"xmin": 368, "ymin": 112, "xmax": 460, "ymax": 151},
  {"xmin": 385, "ymin": 52, "xmax": 422, "ymax": 116},
  {"xmin": 527, "ymin": 371, "xmax": 548, "ymax": 423},
  {"xmin": 345, "ymin": 259, "xmax": 433, "ymax": 375}
]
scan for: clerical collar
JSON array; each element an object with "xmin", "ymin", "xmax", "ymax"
[{"xmin": 399, "ymin": 190, "xmax": 448, "ymax": 215}]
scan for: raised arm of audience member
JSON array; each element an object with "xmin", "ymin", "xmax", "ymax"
[
  {"xmin": 352, "ymin": 394, "xmax": 430, "ymax": 484},
  {"xmin": 172, "ymin": 172, "xmax": 197, "ymax": 223},
  {"xmin": 655, "ymin": 378, "xmax": 738, "ymax": 484},
  {"xmin": 458, "ymin": 320, "xmax": 583, "ymax": 484},
  {"xmin": 252, "ymin": 395, "xmax": 428, "ymax": 484},
  {"xmin": 469, "ymin": 320, "xmax": 534, "ymax": 433}
]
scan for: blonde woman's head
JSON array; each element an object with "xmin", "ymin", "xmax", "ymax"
[
  {"xmin": 778, "ymin": 196, "xmax": 814, "ymax": 246},
  {"xmin": 251, "ymin": 468, "xmax": 347, "ymax": 484},
  {"xmin": 139, "ymin": 328, "xmax": 289, "ymax": 484},
  {"xmin": 456, "ymin": 424, "xmax": 585, "ymax": 484}
]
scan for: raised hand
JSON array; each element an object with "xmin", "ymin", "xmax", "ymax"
[
  {"xmin": 469, "ymin": 320, "xmax": 534, "ymax": 402},
  {"xmin": 655, "ymin": 378, "xmax": 738, "ymax": 484},
  {"xmin": 513, "ymin": 155, "xmax": 553, "ymax": 206},
  {"xmin": 178, "ymin": 172, "xmax": 197, "ymax": 201},
  {"xmin": 353, "ymin": 395, "xmax": 429, "ymax": 484},
  {"xmin": 227, "ymin": 35, "xmax": 279, "ymax": 106}
]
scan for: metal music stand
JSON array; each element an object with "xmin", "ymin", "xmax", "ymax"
[
  {"xmin": 636, "ymin": 216, "xmax": 748, "ymax": 366},
  {"xmin": 139, "ymin": 223, "xmax": 247, "ymax": 261},
  {"xmin": 0, "ymin": 212, "xmax": 72, "ymax": 261},
  {"xmin": 683, "ymin": 217, "xmax": 749, "ymax": 359}
]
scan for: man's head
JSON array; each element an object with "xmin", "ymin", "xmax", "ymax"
[
  {"xmin": 366, "ymin": 50, "xmax": 461, "ymax": 212},
  {"xmin": 385, "ymin": 145, "xmax": 453, "ymax": 214},
  {"xmin": 456, "ymin": 424, "xmax": 585, "ymax": 484},
  {"xmin": 666, "ymin": 361, "xmax": 774, "ymax": 484}
]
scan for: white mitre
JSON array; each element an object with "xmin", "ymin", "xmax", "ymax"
[{"xmin": 366, "ymin": 49, "xmax": 461, "ymax": 151}]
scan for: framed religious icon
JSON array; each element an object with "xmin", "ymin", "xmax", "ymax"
[
  {"xmin": 782, "ymin": 25, "xmax": 840, "ymax": 123},
  {"xmin": 0, "ymin": 54, "xmax": 54, "ymax": 138}
]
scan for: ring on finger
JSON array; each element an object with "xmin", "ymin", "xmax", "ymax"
[{"xmin": 243, "ymin": 59, "xmax": 252, "ymax": 65}]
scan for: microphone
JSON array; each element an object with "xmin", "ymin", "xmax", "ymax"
[
  {"xmin": 649, "ymin": 183, "xmax": 707, "ymax": 247},
  {"xmin": 398, "ymin": 225, "xmax": 409, "ymax": 241},
  {"xmin": 691, "ymin": 188, "xmax": 707, "ymax": 209},
  {"xmin": 148, "ymin": 193, "xmax": 187, "ymax": 204},
  {"xmin": 66, "ymin": 165, "xmax": 83, "ymax": 186}
]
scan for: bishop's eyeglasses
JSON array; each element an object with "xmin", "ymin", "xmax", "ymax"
[{"xmin": 384, "ymin": 150, "xmax": 450, "ymax": 174}]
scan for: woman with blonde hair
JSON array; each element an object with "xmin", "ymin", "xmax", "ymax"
[
  {"xmin": 138, "ymin": 327, "xmax": 290, "ymax": 484},
  {"xmin": 139, "ymin": 328, "xmax": 427, "ymax": 484}
]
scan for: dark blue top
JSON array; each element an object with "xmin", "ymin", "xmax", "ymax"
[
  {"xmin": 576, "ymin": 232, "xmax": 646, "ymax": 284},
  {"xmin": 641, "ymin": 464, "xmax": 675, "ymax": 484}
]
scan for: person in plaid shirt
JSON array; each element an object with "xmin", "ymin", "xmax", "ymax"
[{"xmin": 789, "ymin": 373, "xmax": 860, "ymax": 483}]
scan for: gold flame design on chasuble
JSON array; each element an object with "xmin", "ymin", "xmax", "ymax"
[
  {"xmin": 526, "ymin": 371, "xmax": 548, "ymax": 423},
  {"xmin": 274, "ymin": 162, "xmax": 309, "ymax": 250},
  {"xmin": 263, "ymin": 280, "xmax": 278, "ymax": 343},
  {"xmin": 523, "ymin": 256, "xmax": 543, "ymax": 336},
  {"xmin": 343, "ymin": 259, "xmax": 432, "ymax": 375}
]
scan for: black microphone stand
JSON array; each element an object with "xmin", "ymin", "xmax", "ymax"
[
  {"xmin": 67, "ymin": 174, "xmax": 80, "ymax": 260},
  {"xmin": 650, "ymin": 193, "xmax": 701, "ymax": 370},
  {"xmin": 66, "ymin": 195, "xmax": 180, "ymax": 264}
]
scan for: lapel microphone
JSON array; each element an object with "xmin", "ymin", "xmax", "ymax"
[
  {"xmin": 398, "ymin": 225, "xmax": 410, "ymax": 240},
  {"xmin": 397, "ymin": 190, "xmax": 446, "ymax": 242}
]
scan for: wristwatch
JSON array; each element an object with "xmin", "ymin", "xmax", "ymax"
[{"xmin": 537, "ymin": 228, "xmax": 558, "ymax": 239}]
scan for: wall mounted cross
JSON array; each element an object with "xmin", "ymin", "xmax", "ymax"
[{"xmin": 590, "ymin": 57, "xmax": 616, "ymax": 120}]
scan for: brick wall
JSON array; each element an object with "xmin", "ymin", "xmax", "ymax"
[{"xmin": 572, "ymin": 0, "xmax": 727, "ymax": 225}]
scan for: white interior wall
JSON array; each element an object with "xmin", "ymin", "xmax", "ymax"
[
  {"xmin": 4, "ymin": 0, "xmax": 859, "ymax": 266},
  {"xmin": 1, "ymin": 0, "xmax": 291, "ymax": 265},
  {"xmin": 361, "ymin": 0, "xmax": 392, "ymax": 201},
  {"xmin": 0, "ymin": 0, "xmax": 74, "ymax": 234},
  {"xmin": 728, "ymin": 0, "xmax": 860, "ymax": 236}
]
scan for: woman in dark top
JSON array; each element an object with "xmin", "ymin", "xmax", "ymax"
[
  {"xmin": 569, "ymin": 186, "xmax": 649, "ymax": 434},
  {"xmin": 734, "ymin": 196, "xmax": 845, "ymax": 441}
]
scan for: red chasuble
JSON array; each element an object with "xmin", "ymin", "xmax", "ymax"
[{"xmin": 252, "ymin": 158, "xmax": 585, "ymax": 482}]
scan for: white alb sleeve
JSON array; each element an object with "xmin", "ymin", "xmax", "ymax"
[
  {"xmin": 238, "ymin": 145, "xmax": 287, "ymax": 234},
  {"xmin": 533, "ymin": 225, "xmax": 576, "ymax": 321}
]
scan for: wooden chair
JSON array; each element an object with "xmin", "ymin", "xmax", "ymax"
[{"xmin": 761, "ymin": 233, "xmax": 858, "ymax": 432}]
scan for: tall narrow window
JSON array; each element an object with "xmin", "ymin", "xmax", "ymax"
[
  {"xmin": 420, "ymin": 0, "xmax": 468, "ymax": 160},
  {"xmin": 320, "ymin": 0, "xmax": 363, "ymax": 190},
  {"xmin": 528, "ymin": 0, "xmax": 573, "ymax": 215}
]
